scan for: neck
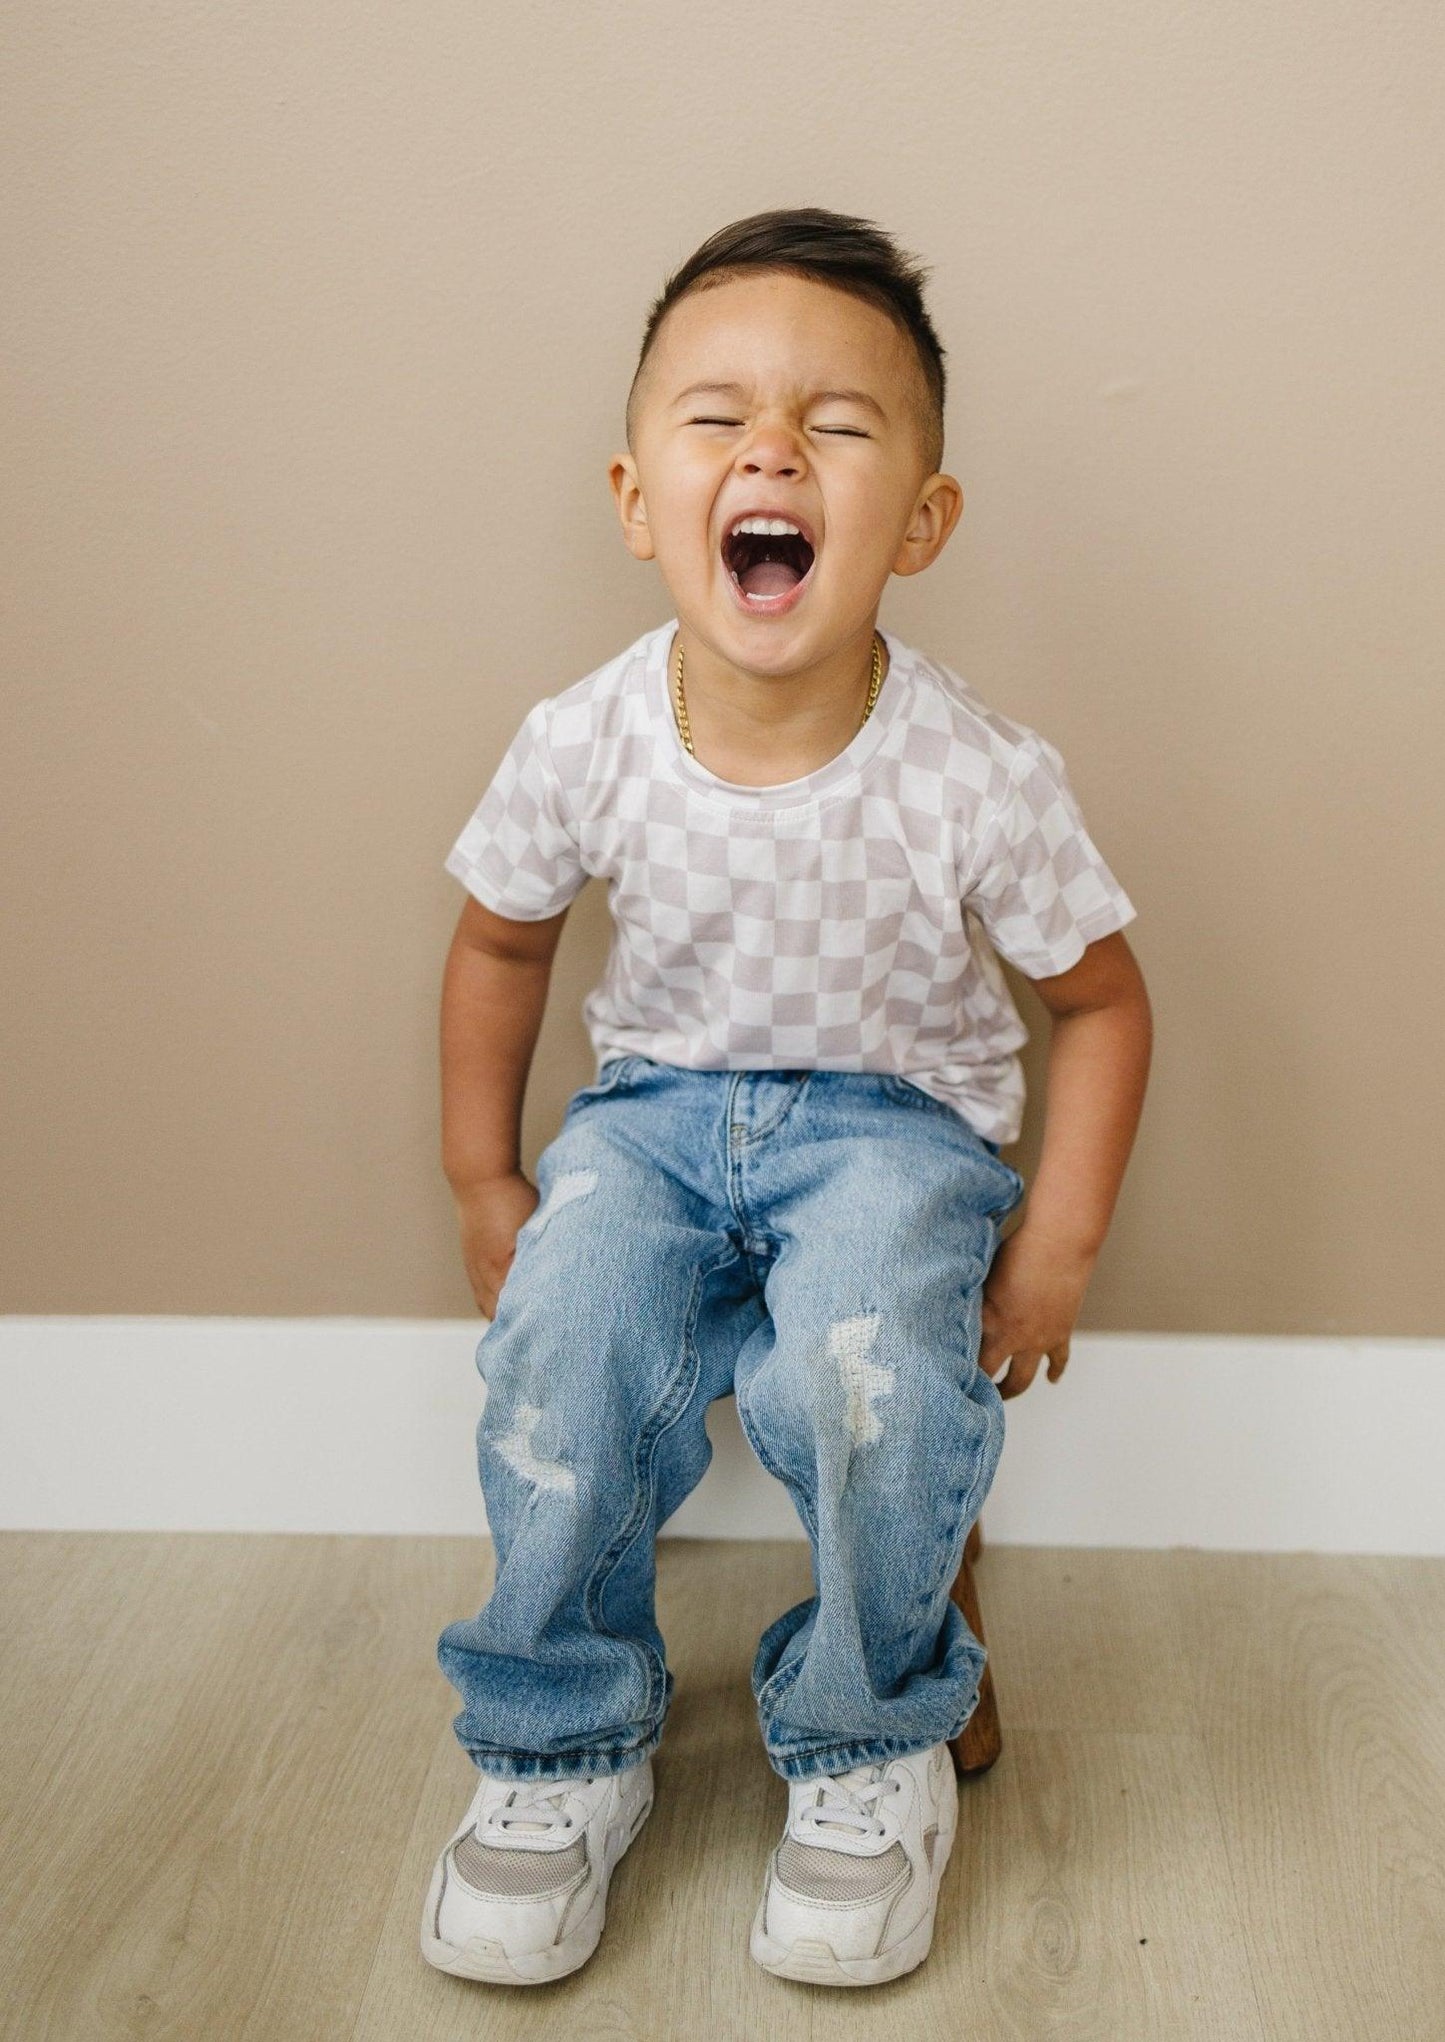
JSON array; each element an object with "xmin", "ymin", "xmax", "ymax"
[
  {"xmin": 671, "ymin": 625, "xmax": 887, "ymax": 784},
  {"xmin": 674, "ymin": 624, "xmax": 886, "ymax": 744}
]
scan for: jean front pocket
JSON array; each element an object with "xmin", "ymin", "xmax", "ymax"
[
  {"xmin": 877, "ymin": 1071, "xmax": 943, "ymax": 1114},
  {"xmin": 565, "ymin": 1055, "xmax": 643, "ymax": 1114},
  {"xmin": 979, "ymin": 1143, "xmax": 1028, "ymax": 1222},
  {"xmin": 880, "ymin": 1075, "xmax": 1025, "ymax": 1207},
  {"xmin": 993, "ymin": 1158, "xmax": 1027, "ymax": 1214}
]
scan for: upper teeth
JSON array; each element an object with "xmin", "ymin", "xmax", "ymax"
[{"xmin": 731, "ymin": 516, "xmax": 803, "ymax": 538}]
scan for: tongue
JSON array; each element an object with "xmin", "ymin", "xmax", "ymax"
[{"xmin": 739, "ymin": 557, "xmax": 802, "ymax": 599}]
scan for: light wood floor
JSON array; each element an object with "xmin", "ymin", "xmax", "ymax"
[{"xmin": 3, "ymin": 1533, "xmax": 1443, "ymax": 2039}]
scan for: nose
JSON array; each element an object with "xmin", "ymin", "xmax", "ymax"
[{"xmin": 735, "ymin": 417, "xmax": 806, "ymax": 480}]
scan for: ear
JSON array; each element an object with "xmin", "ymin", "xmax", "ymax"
[
  {"xmin": 609, "ymin": 454, "xmax": 656, "ymax": 563},
  {"xmin": 891, "ymin": 473, "xmax": 964, "ymax": 578}
]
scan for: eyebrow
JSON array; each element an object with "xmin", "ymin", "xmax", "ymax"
[{"xmin": 670, "ymin": 380, "xmax": 889, "ymax": 421}]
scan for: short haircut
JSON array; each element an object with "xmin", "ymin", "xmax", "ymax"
[{"xmin": 625, "ymin": 207, "xmax": 947, "ymax": 477}]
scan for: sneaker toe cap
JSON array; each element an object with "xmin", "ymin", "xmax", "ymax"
[
  {"xmin": 435, "ymin": 1838, "xmax": 588, "ymax": 1955},
  {"xmin": 764, "ymin": 1869, "xmax": 900, "ymax": 1962}
]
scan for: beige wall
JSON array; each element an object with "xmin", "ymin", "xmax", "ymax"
[{"xmin": 5, "ymin": 3, "xmax": 1442, "ymax": 1334}]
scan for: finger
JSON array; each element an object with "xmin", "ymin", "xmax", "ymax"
[
  {"xmin": 998, "ymin": 1352, "xmax": 1043, "ymax": 1399},
  {"xmin": 978, "ymin": 1339, "xmax": 1010, "ymax": 1381},
  {"xmin": 1046, "ymin": 1345, "xmax": 1071, "ymax": 1382}
]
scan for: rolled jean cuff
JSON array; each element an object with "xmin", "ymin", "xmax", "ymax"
[
  {"xmin": 764, "ymin": 1722, "xmax": 970, "ymax": 1783},
  {"xmin": 763, "ymin": 1674, "xmax": 985, "ymax": 1781},
  {"xmin": 462, "ymin": 1720, "xmax": 664, "ymax": 1782}
]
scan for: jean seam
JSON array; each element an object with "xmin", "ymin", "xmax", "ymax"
[
  {"xmin": 582, "ymin": 1238, "xmax": 745, "ymax": 1727},
  {"xmin": 735, "ymin": 1356, "xmax": 817, "ymax": 1715},
  {"xmin": 746, "ymin": 1072, "xmax": 813, "ymax": 1143},
  {"xmin": 735, "ymin": 1374, "xmax": 820, "ymax": 1554},
  {"xmin": 945, "ymin": 1371, "xmax": 1006, "ymax": 1643}
]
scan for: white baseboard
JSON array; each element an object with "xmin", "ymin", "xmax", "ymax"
[{"xmin": 2, "ymin": 1319, "xmax": 1441, "ymax": 1553}]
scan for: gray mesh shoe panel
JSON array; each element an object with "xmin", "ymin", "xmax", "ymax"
[
  {"xmin": 775, "ymin": 1836, "xmax": 908, "ymax": 1902},
  {"xmin": 452, "ymin": 1830, "xmax": 588, "ymax": 1898}
]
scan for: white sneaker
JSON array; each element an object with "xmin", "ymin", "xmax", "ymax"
[
  {"xmin": 749, "ymin": 1742, "xmax": 958, "ymax": 1986},
  {"xmin": 419, "ymin": 1758, "xmax": 654, "ymax": 1985}
]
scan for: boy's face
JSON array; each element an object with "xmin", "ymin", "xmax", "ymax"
[{"xmin": 610, "ymin": 271, "xmax": 962, "ymax": 676}]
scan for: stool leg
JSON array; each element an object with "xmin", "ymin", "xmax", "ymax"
[{"xmin": 948, "ymin": 1517, "xmax": 1002, "ymax": 1777}]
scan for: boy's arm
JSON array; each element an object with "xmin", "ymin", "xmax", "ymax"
[
  {"xmin": 1020, "ymin": 928, "xmax": 1152, "ymax": 1255},
  {"xmin": 441, "ymin": 893, "xmax": 570, "ymax": 1195},
  {"xmin": 981, "ymin": 928, "xmax": 1152, "ymax": 1397}
]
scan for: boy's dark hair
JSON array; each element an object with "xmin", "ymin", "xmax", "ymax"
[{"xmin": 626, "ymin": 207, "xmax": 947, "ymax": 477}]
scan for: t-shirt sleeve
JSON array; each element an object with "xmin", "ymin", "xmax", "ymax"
[
  {"xmin": 964, "ymin": 733, "xmax": 1138, "ymax": 978},
  {"xmin": 443, "ymin": 699, "xmax": 587, "ymax": 920}
]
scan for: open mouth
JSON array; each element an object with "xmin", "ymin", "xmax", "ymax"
[{"xmin": 721, "ymin": 516, "xmax": 817, "ymax": 608}]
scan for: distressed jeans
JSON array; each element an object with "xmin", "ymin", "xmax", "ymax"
[{"xmin": 436, "ymin": 1054, "xmax": 1026, "ymax": 1784}]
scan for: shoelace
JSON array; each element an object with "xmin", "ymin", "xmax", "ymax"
[
  {"xmin": 482, "ymin": 1775, "xmax": 596, "ymax": 1839},
  {"xmin": 795, "ymin": 1766, "xmax": 903, "ymax": 1842}
]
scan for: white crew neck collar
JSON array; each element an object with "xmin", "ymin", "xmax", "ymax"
[{"xmin": 644, "ymin": 620, "xmax": 912, "ymax": 809}]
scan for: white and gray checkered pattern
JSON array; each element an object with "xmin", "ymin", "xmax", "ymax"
[{"xmin": 444, "ymin": 621, "xmax": 1137, "ymax": 1145}]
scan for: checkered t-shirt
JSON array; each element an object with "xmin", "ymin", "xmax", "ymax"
[{"xmin": 443, "ymin": 620, "xmax": 1138, "ymax": 1146}]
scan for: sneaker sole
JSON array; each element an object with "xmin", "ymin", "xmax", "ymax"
[
  {"xmin": 748, "ymin": 1766, "xmax": 959, "ymax": 1988},
  {"xmin": 420, "ymin": 1782, "xmax": 654, "ymax": 1986}
]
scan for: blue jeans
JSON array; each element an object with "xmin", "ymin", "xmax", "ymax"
[{"xmin": 436, "ymin": 1056, "xmax": 1026, "ymax": 1784}]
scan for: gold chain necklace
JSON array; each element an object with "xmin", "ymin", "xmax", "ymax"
[{"xmin": 672, "ymin": 631, "xmax": 884, "ymax": 759}]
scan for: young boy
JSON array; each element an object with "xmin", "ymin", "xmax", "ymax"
[{"xmin": 420, "ymin": 207, "xmax": 1152, "ymax": 1990}]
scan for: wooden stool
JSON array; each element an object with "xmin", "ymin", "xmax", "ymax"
[{"xmin": 947, "ymin": 1518, "xmax": 1002, "ymax": 1777}]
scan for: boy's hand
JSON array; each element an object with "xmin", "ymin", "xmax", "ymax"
[
  {"xmin": 455, "ymin": 1172, "xmax": 541, "ymax": 1320},
  {"xmin": 978, "ymin": 1222, "xmax": 1096, "ymax": 1399}
]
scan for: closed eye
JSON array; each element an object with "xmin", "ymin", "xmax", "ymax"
[{"xmin": 687, "ymin": 417, "xmax": 869, "ymax": 436}]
